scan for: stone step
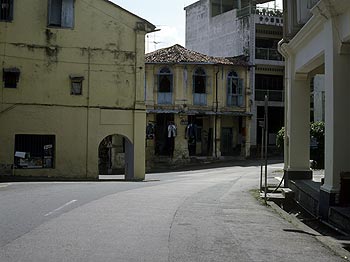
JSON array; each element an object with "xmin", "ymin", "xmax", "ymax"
[
  {"xmin": 281, "ymin": 187, "xmax": 295, "ymax": 199},
  {"xmin": 329, "ymin": 207, "xmax": 350, "ymax": 234},
  {"xmin": 260, "ymin": 192, "xmax": 285, "ymax": 199}
]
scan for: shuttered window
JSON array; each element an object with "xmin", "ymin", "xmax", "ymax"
[
  {"xmin": 227, "ymin": 71, "xmax": 244, "ymax": 107},
  {"xmin": 48, "ymin": 0, "xmax": 74, "ymax": 28}
]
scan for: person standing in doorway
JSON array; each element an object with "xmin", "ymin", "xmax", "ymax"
[{"xmin": 168, "ymin": 121, "xmax": 177, "ymax": 158}]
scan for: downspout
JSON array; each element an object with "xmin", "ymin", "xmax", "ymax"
[
  {"xmin": 85, "ymin": 47, "xmax": 91, "ymax": 178},
  {"xmin": 214, "ymin": 66, "xmax": 220, "ymax": 158}
]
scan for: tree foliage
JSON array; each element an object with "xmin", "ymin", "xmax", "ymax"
[{"xmin": 276, "ymin": 121, "xmax": 325, "ymax": 168}]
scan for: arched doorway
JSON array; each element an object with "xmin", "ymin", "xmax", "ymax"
[{"xmin": 98, "ymin": 134, "xmax": 134, "ymax": 180}]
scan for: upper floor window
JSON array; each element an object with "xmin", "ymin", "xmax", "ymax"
[
  {"xmin": 193, "ymin": 68, "xmax": 206, "ymax": 94},
  {"xmin": 158, "ymin": 67, "xmax": 173, "ymax": 93},
  {"xmin": 48, "ymin": 0, "xmax": 74, "ymax": 28},
  {"xmin": 211, "ymin": 0, "xmax": 238, "ymax": 17},
  {"xmin": 70, "ymin": 74, "xmax": 84, "ymax": 95},
  {"xmin": 227, "ymin": 71, "xmax": 244, "ymax": 107},
  {"xmin": 3, "ymin": 68, "xmax": 20, "ymax": 88},
  {"xmin": 0, "ymin": 0, "xmax": 13, "ymax": 22}
]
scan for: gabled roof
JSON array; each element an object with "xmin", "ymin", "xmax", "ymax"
[{"xmin": 145, "ymin": 44, "xmax": 249, "ymax": 66}]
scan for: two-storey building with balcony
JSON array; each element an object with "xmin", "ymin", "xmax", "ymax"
[
  {"xmin": 185, "ymin": 0, "xmax": 284, "ymax": 155},
  {"xmin": 0, "ymin": 0, "xmax": 155, "ymax": 180},
  {"xmin": 279, "ymin": 0, "xmax": 350, "ymax": 231},
  {"xmin": 145, "ymin": 45, "xmax": 252, "ymax": 167}
]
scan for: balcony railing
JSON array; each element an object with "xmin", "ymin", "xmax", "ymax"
[
  {"xmin": 157, "ymin": 92, "xmax": 172, "ymax": 104},
  {"xmin": 237, "ymin": 6, "xmax": 283, "ymax": 18},
  {"xmin": 255, "ymin": 48, "xmax": 283, "ymax": 61},
  {"xmin": 255, "ymin": 89, "xmax": 284, "ymax": 102}
]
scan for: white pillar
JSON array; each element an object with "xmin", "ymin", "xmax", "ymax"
[
  {"xmin": 322, "ymin": 20, "xmax": 350, "ymax": 196},
  {"xmin": 284, "ymin": 67, "xmax": 311, "ymax": 180}
]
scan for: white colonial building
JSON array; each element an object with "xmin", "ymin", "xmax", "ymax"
[{"xmin": 279, "ymin": 0, "xmax": 350, "ymax": 226}]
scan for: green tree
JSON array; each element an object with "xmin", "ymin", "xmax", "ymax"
[{"xmin": 276, "ymin": 122, "xmax": 325, "ymax": 168}]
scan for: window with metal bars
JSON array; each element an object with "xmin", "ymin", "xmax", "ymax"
[
  {"xmin": 0, "ymin": 0, "xmax": 13, "ymax": 22},
  {"xmin": 14, "ymin": 135, "xmax": 55, "ymax": 169},
  {"xmin": 70, "ymin": 75, "xmax": 84, "ymax": 95}
]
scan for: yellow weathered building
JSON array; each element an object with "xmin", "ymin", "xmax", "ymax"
[
  {"xmin": 145, "ymin": 45, "xmax": 252, "ymax": 168},
  {"xmin": 0, "ymin": 0, "xmax": 155, "ymax": 179}
]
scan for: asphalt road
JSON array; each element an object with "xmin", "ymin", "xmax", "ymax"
[{"xmin": 0, "ymin": 162, "xmax": 345, "ymax": 261}]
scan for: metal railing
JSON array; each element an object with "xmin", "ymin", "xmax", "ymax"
[
  {"xmin": 255, "ymin": 90, "xmax": 284, "ymax": 102},
  {"xmin": 255, "ymin": 48, "xmax": 283, "ymax": 61},
  {"xmin": 237, "ymin": 5, "xmax": 283, "ymax": 18}
]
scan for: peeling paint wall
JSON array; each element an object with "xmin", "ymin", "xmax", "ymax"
[
  {"xmin": 145, "ymin": 62, "xmax": 252, "ymax": 166},
  {"xmin": 0, "ymin": 0, "xmax": 153, "ymax": 179}
]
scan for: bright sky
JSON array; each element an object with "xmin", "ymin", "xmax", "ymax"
[{"xmin": 110, "ymin": 0, "xmax": 282, "ymax": 53}]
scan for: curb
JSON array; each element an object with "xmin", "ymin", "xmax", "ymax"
[{"xmin": 268, "ymin": 201, "xmax": 350, "ymax": 261}]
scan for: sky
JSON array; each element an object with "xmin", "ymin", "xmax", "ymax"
[{"xmin": 110, "ymin": 0, "xmax": 283, "ymax": 53}]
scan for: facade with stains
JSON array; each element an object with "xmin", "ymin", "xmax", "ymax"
[
  {"xmin": 185, "ymin": 0, "xmax": 284, "ymax": 156},
  {"xmin": 145, "ymin": 45, "xmax": 252, "ymax": 168},
  {"xmin": 0, "ymin": 0, "xmax": 155, "ymax": 179}
]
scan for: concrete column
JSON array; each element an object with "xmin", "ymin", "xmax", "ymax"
[
  {"xmin": 320, "ymin": 19, "xmax": 350, "ymax": 216},
  {"xmin": 135, "ymin": 31, "xmax": 146, "ymax": 104},
  {"xmin": 244, "ymin": 116, "xmax": 251, "ymax": 158},
  {"xmin": 174, "ymin": 115, "xmax": 189, "ymax": 162},
  {"xmin": 132, "ymin": 109, "xmax": 146, "ymax": 180},
  {"xmin": 213, "ymin": 115, "xmax": 222, "ymax": 158},
  {"xmin": 174, "ymin": 66, "xmax": 184, "ymax": 106},
  {"xmin": 285, "ymin": 71, "xmax": 311, "ymax": 180}
]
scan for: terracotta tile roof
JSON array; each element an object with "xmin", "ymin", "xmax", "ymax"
[{"xmin": 145, "ymin": 44, "xmax": 249, "ymax": 66}]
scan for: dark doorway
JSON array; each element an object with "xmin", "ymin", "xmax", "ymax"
[
  {"xmin": 221, "ymin": 128, "xmax": 233, "ymax": 156},
  {"xmin": 98, "ymin": 134, "xmax": 133, "ymax": 178},
  {"xmin": 155, "ymin": 114, "xmax": 174, "ymax": 156}
]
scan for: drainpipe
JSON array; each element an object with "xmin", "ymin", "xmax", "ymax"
[
  {"xmin": 85, "ymin": 47, "xmax": 91, "ymax": 178},
  {"xmin": 214, "ymin": 66, "xmax": 220, "ymax": 158}
]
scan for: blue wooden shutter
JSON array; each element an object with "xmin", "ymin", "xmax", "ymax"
[
  {"xmin": 8, "ymin": 0, "xmax": 14, "ymax": 21},
  {"xmin": 61, "ymin": 0, "xmax": 74, "ymax": 28},
  {"xmin": 48, "ymin": 0, "xmax": 62, "ymax": 26}
]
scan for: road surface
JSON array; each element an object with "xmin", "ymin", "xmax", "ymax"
[{"xmin": 0, "ymin": 162, "xmax": 344, "ymax": 261}]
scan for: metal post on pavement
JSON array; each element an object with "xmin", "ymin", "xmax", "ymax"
[
  {"xmin": 259, "ymin": 120, "xmax": 264, "ymax": 193},
  {"xmin": 264, "ymin": 95, "xmax": 269, "ymax": 204}
]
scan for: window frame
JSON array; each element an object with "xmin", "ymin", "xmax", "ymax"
[
  {"xmin": 157, "ymin": 67, "xmax": 173, "ymax": 93},
  {"xmin": 193, "ymin": 67, "xmax": 207, "ymax": 94},
  {"xmin": 227, "ymin": 71, "xmax": 244, "ymax": 107},
  {"xmin": 3, "ymin": 68, "xmax": 20, "ymax": 89},
  {"xmin": 47, "ymin": 0, "xmax": 75, "ymax": 29},
  {"xmin": 14, "ymin": 134, "xmax": 56, "ymax": 169},
  {"xmin": 70, "ymin": 75, "xmax": 84, "ymax": 95},
  {"xmin": 0, "ymin": 0, "xmax": 14, "ymax": 22}
]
